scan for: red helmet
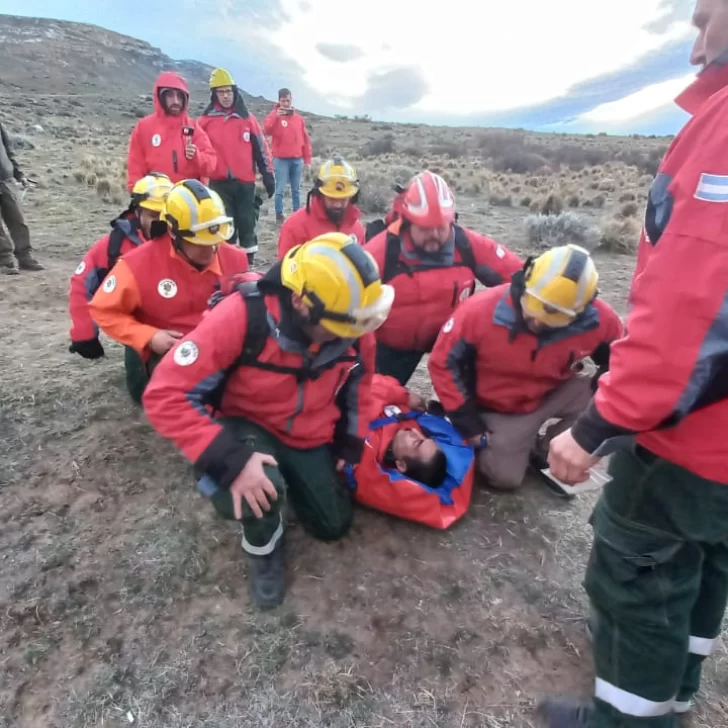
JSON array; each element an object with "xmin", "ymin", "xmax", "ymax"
[{"xmin": 401, "ymin": 171, "xmax": 456, "ymax": 227}]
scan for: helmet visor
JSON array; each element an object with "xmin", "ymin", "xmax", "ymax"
[{"xmin": 521, "ymin": 291, "xmax": 575, "ymax": 328}]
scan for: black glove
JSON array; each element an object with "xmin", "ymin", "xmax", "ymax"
[
  {"xmin": 69, "ymin": 338, "xmax": 105, "ymax": 359},
  {"xmin": 263, "ymin": 173, "xmax": 276, "ymax": 198}
]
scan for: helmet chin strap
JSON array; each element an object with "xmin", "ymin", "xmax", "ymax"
[{"xmin": 172, "ymin": 236, "xmax": 207, "ymax": 271}]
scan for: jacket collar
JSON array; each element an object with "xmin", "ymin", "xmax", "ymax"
[{"xmin": 675, "ymin": 49, "xmax": 728, "ymax": 115}]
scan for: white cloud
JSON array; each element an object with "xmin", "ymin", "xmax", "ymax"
[
  {"xmin": 579, "ymin": 72, "xmax": 695, "ymax": 123},
  {"xmin": 260, "ymin": 0, "xmax": 694, "ymax": 114}
]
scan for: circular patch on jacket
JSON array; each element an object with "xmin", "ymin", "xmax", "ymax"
[
  {"xmin": 158, "ymin": 278, "xmax": 178, "ymax": 298},
  {"xmin": 496, "ymin": 245, "xmax": 505, "ymax": 259},
  {"xmin": 152, "ymin": 133, "xmax": 161, "ymax": 147},
  {"xmin": 281, "ymin": 120, "xmax": 288, "ymax": 128},
  {"xmin": 75, "ymin": 261, "xmax": 86, "ymax": 275},
  {"xmin": 103, "ymin": 275, "xmax": 116, "ymax": 293},
  {"xmin": 174, "ymin": 341, "xmax": 199, "ymax": 367},
  {"xmin": 243, "ymin": 130, "xmax": 251, "ymax": 142},
  {"xmin": 443, "ymin": 317, "xmax": 454, "ymax": 333}
]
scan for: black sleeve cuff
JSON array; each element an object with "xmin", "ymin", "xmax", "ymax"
[
  {"xmin": 571, "ymin": 400, "xmax": 635, "ymax": 454},
  {"xmin": 195, "ymin": 428, "xmax": 254, "ymax": 489},
  {"xmin": 334, "ymin": 434, "xmax": 365, "ymax": 465},
  {"xmin": 447, "ymin": 402, "xmax": 483, "ymax": 439}
]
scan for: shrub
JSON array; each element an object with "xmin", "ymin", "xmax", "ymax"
[
  {"xmin": 524, "ymin": 212, "xmax": 600, "ymax": 251},
  {"xmin": 357, "ymin": 170, "xmax": 393, "ymax": 214},
  {"xmin": 619, "ymin": 201, "xmax": 639, "ymax": 218},
  {"xmin": 540, "ymin": 193, "xmax": 565, "ymax": 215},
  {"xmin": 360, "ymin": 134, "xmax": 395, "ymax": 157},
  {"xmin": 567, "ymin": 194, "xmax": 580, "ymax": 208},
  {"xmin": 598, "ymin": 216, "xmax": 641, "ymax": 254}
]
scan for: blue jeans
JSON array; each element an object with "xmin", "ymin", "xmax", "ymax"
[{"xmin": 273, "ymin": 157, "xmax": 304, "ymax": 216}]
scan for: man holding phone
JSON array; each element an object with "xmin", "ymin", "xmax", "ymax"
[
  {"xmin": 264, "ymin": 88, "xmax": 312, "ymax": 224},
  {"xmin": 127, "ymin": 71, "xmax": 216, "ymax": 191}
]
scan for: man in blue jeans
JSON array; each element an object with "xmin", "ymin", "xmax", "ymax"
[{"xmin": 263, "ymin": 88, "xmax": 313, "ymax": 224}]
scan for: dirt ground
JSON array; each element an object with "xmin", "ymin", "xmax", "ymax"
[{"xmin": 1, "ymin": 104, "xmax": 726, "ymax": 728}]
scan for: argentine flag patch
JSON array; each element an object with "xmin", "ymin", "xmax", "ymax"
[{"xmin": 694, "ymin": 173, "xmax": 728, "ymax": 202}]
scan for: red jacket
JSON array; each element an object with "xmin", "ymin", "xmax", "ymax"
[
  {"xmin": 69, "ymin": 214, "xmax": 144, "ymax": 342},
  {"xmin": 571, "ymin": 61, "xmax": 728, "ymax": 484},
  {"xmin": 142, "ymin": 287, "xmax": 376, "ymax": 489},
  {"xmin": 88, "ymin": 233, "xmax": 249, "ymax": 357},
  {"xmin": 126, "ymin": 71, "xmax": 217, "ymax": 191},
  {"xmin": 263, "ymin": 105, "xmax": 312, "ymax": 163},
  {"xmin": 364, "ymin": 222, "xmax": 523, "ymax": 351},
  {"xmin": 429, "ymin": 284, "xmax": 624, "ymax": 438},
  {"xmin": 277, "ymin": 195, "xmax": 366, "ymax": 258},
  {"xmin": 198, "ymin": 103, "xmax": 274, "ymax": 184}
]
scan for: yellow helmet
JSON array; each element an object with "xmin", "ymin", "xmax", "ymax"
[
  {"xmin": 280, "ymin": 232, "xmax": 394, "ymax": 339},
  {"xmin": 131, "ymin": 172, "xmax": 174, "ymax": 213},
  {"xmin": 160, "ymin": 179, "xmax": 234, "ymax": 246},
  {"xmin": 315, "ymin": 155, "xmax": 359, "ymax": 199},
  {"xmin": 209, "ymin": 67, "xmax": 235, "ymax": 89},
  {"xmin": 521, "ymin": 244, "xmax": 598, "ymax": 327}
]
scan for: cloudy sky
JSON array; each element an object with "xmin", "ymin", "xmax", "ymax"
[{"xmin": 3, "ymin": 0, "xmax": 699, "ymax": 133}]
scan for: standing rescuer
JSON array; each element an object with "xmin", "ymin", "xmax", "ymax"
[
  {"xmin": 88, "ymin": 179, "xmax": 249, "ymax": 403},
  {"xmin": 537, "ymin": 1, "xmax": 728, "ymax": 726},
  {"xmin": 363, "ymin": 170, "xmax": 523, "ymax": 385},
  {"xmin": 199, "ymin": 68, "xmax": 275, "ymax": 266},
  {"xmin": 69, "ymin": 172, "xmax": 174, "ymax": 360},
  {"xmin": 141, "ymin": 233, "xmax": 393, "ymax": 609},
  {"xmin": 277, "ymin": 155, "xmax": 366, "ymax": 259},
  {"xmin": 126, "ymin": 71, "xmax": 217, "ymax": 191}
]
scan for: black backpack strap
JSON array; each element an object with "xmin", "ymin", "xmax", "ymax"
[
  {"xmin": 106, "ymin": 224, "xmax": 128, "ymax": 272},
  {"xmin": 452, "ymin": 224, "xmax": 476, "ymax": 273},
  {"xmin": 382, "ymin": 231, "xmax": 406, "ymax": 283}
]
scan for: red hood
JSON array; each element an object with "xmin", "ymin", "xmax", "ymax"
[
  {"xmin": 675, "ymin": 51, "xmax": 728, "ymax": 115},
  {"xmin": 153, "ymin": 71, "xmax": 190, "ymax": 119}
]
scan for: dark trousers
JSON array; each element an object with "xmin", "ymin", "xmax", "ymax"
[
  {"xmin": 209, "ymin": 179, "xmax": 259, "ymax": 256},
  {"xmin": 585, "ymin": 447, "xmax": 728, "ymax": 726},
  {"xmin": 209, "ymin": 418, "xmax": 353, "ymax": 553},
  {"xmin": 0, "ymin": 179, "xmax": 31, "ymax": 264},
  {"xmin": 124, "ymin": 347, "xmax": 161, "ymax": 404},
  {"xmin": 375, "ymin": 342, "xmax": 426, "ymax": 386}
]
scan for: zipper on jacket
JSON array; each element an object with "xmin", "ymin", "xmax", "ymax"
[{"xmin": 172, "ymin": 150, "xmax": 178, "ymax": 174}]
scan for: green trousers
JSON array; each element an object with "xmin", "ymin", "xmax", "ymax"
[
  {"xmin": 209, "ymin": 418, "xmax": 353, "ymax": 553},
  {"xmin": 124, "ymin": 347, "xmax": 161, "ymax": 404},
  {"xmin": 585, "ymin": 447, "xmax": 728, "ymax": 727},
  {"xmin": 209, "ymin": 179, "xmax": 259, "ymax": 256},
  {"xmin": 375, "ymin": 342, "xmax": 426, "ymax": 386}
]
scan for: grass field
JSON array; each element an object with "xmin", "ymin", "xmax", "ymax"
[{"xmin": 0, "ymin": 84, "xmax": 726, "ymax": 728}]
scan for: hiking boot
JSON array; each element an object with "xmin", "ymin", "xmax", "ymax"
[
  {"xmin": 247, "ymin": 538, "xmax": 285, "ymax": 609},
  {"xmin": 535, "ymin": 697, "xmax": 594, "ymax": 728},
  {"xmin": 276, "ymin": 213, "xmax": 285, "ymax": 225},
  {"xmin": 17, "ymin": 256, "xmax": 44, "ymax": 271},
  {"xmin": 1, "ymin": 261, "xmax": 19, "ymax": 275}
]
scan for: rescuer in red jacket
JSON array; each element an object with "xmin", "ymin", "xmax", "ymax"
[
  {"xmin": 363, "ymin": 170, "xmax": 523, "ymax": 385},
  {"xmin": 428, "ymin": 244, "xmax": 623, "ymax": 491},
  {"xmin": 277, "ymin": 156, "xmax": 366, "ymax": 259},
  {"xmin": 126, "ymin": 71, "xmax": 217, "ymax": 191},
  {"xmin": 68, "ymin": 173, "xmax": 174, "ymax": 361},
  {"xmin": 88, "ymin": 179, "xmax": 249, "ymax": 403},
  {"xmin": 198, "ymin": 68, "xmax": 275, "ymax": 265},
  {"xmin": 263, "ymin": 87, "xmax": 313, "ymax": 223},
  {"xmin": 538, "ymin": 4, "xmax": 728, "ymax": 726},
  {"xmin": 141, "ymin": 233, "xmax": 394, "ymax": 609}
]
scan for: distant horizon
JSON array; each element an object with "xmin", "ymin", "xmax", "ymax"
[{"xmin": 1, "ymin": 1, "xmax": 697, "ymax": 136}]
